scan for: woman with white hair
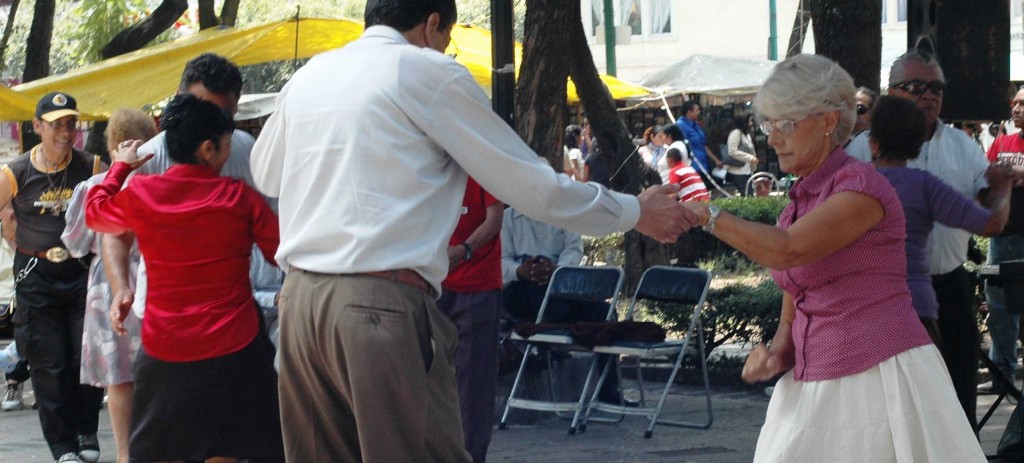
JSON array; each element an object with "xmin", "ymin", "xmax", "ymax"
[{"xmin": 682, "ymin": 54, "xmax": 984, "ymax": 462}]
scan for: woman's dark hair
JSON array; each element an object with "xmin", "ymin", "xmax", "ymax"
[
  {"xmin": 564, "ymin": 124, "xmax": 583, "ymax": 149},
  {"xmin": 365, "ymin": 0, "xmax": 457, "ymax": 32},
  {"xmin": 161, "ymin": 94, "xmax": 235, "ymax": 165},
  {"xmin": 659, "ymin": 123, "xmax": 684, "ymax": 143},
  {"xmin": 734, "ymin": 115, "xmax": 750, "ymax": 134},
  {"xmin": 869, "ymin": 95, "xmax": 926, "ymax": 162},
  {"xmin": 178, "ymin": 53, "xmax": 243, "ymax": 99}
]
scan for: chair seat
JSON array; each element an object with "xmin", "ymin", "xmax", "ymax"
[
  {"xmin": 593, "ymin": 340, "xmax": 685, "ymax": 356},
  {"xmin": 510, "ymin": 329, "xmax": 574, "ymax": 345}
]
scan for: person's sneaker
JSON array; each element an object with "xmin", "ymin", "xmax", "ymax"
[
  {"xmin": 56, "ymin": 453, "xmax": 80, "ymax": 463},
  {"xmin": 979, "ymin": 380, "xmax": 1006, "ymax": 396},
  {"xmin": 77, "ymin": 434, "xmax": 99, "ymax": 463},
  {"xmin": 1, "ymin": 381, "xmax": 23, "ymax": 411}
]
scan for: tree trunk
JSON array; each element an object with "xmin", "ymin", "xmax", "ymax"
[
  {"xmin": 88, "ymin": 0, "xmax": 190, "ymax": 158},
  {"xmin": 100, "ymin": 0, "xmax": 189, "ymax": 58},
  {"xmin": 220, "ymin": 0, "xmax": 241, "ymax": 27},
  {"xmin": 808, "ymin": 0, "xmax": 882, "ymax": 90},
  {"xmin": 514, "ymin": 0, "xmax": 569, "ymax": 169},
  {"xmin": 197, "ymin": 0, "xmax": 219, "ymax": 30},
  {"xmin": 518, "ymin": 1, "xmax": 669, "ymax": 291},
  {"xmin": 20, "ymin": 0, "xmax": 56, "ymax": 150},
  {"xmin": 0, "ymin": 0, "xmax": 21, "ymax": 74}
]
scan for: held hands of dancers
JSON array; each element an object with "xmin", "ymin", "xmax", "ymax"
[
  {"xmin": 634, "ymin": 183, "xmax": 702, "ymax": 243},
  {"xmin": 112, "ymin": 140, "xmax": 154, "ymax": 171}
]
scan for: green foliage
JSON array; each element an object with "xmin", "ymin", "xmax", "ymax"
[
  {"xmin": 713, "ymin": 195, "xmax": 788, "ymax": 224},
  {"xmin": 582, "ymin": 233, "xmax": 624, "ymax": 266}
]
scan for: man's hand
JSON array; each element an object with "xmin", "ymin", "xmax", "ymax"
[
  {"xmin": 446, "ymin": 245, "xmax": 464, "ymax": 266},
  {"xmin": 516, "ymin": 256, "xmax": 555, "ymax": 285},
  {"xmin": 111, "ymin": 140, "xmax": 154, "ymax": 171},
  {"xmin": 109, "ymin": 287, "xmax": 134, "ymax": 336},
  {"xmin": 634, "ymin": 184, "xmax": 700, "ymax": 243}
]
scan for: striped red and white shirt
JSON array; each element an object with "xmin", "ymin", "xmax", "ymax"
[{"xmin": 668, "ymin": 165, "xmax": 710, "ymax": 202}]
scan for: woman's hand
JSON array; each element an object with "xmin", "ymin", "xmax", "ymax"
[
  {"xmin": 109, "ymin": 287, "xmax": 134, "ymax": 336},
  {"xmin": 741, "ymin": 321, "xmax": 795, "ymax": 384},
  {"xmin": 111, "ymin": 140, "xmax": 154, "ymax": 171}
]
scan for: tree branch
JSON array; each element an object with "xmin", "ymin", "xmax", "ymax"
[{"xmin": 100, "ymin": 0, "xmax": 188, "ymax": 59}]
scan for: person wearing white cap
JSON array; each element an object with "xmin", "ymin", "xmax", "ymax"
[{"xmin": 0, "ymin": 92, "xmax": 105, "ymax": 463}]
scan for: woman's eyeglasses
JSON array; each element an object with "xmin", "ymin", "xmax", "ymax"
[
  {"xmin": 891, "ymin": 79, "xmax": 946, "ymax": 96},
  {"xmin": 856, "ymin": 104, "xmax": 870, "ymax": 115},
  {"xmin": 759, "ymin": 119, "xmax": 798, "ymax": 136}
]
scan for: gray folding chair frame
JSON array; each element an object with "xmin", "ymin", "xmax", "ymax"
[
  {"xmin": 498, "ymin": 265, "xmax": 625, "ymax": 434},
  {"xmin": 579, "ymin": 266, "xmax": 713, "ymax": 438}
]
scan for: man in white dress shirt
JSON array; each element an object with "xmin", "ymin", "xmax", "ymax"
[
  {"xmin": 847, "ymin": 49, "xmax": 991, "ymax": 431},
  {"xmin": 250, "ymin": 1, "xmax": 696, "ymax": 461}
]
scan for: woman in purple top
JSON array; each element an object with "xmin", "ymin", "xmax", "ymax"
[
  {"xmin": 683, "ymin": 55, "xmax": 985, "ymax": 462},
  {"xmin": 869, "ymin": 96, "xmax": 1012, "ymax": 343}
]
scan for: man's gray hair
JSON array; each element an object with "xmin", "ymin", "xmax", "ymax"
[
  {"xmin": 754, "ymin": 54, "xmax": 856, "ymax": 146},
  {"xmin": 889, "ymin": 48, "xmax": 945, "ymax": 86}
]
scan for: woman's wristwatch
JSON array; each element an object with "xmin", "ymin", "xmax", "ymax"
[{"xmin": 703, "ymin": 204, "xmax": 720, "ymax": 233}]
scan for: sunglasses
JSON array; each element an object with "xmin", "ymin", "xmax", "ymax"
[
  {"xmin": 891, "ymin": 79, "xmax": 946, "ymax": 96},
  {"xmin": 856, "ymin": 104, "xmax": 870, "ymax": 115}
]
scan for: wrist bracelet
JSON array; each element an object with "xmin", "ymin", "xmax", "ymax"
[{"xmin": 703, "ymin": 204, "xmax": 720, "ymax": 233}]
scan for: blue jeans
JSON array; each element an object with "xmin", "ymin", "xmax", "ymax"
[{"xmin": 986, "ymin": 234, "xmax": 1024, "ymax": 381}]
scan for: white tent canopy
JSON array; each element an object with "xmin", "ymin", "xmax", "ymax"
[{"xmin": 638, "ymin": 54, "xmax": 777, "ymax": 97}]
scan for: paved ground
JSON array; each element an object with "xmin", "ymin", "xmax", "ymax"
[{"xmin": 1, "ymin": 376, "xmax": 1019, "ymax": 462}]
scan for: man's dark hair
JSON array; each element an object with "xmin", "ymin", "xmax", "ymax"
[
  {"xmin": 681, "ymin": 100, "xmax": 700, "ymax": 115},
  {"xmin": 659, "ymin": 123, "xmax": 683, "ymax": 143},
  {"xmin": 564, "ymin": 124, "xmax": 582, "ymax": 149},
  {"xmin": 870, "ymin": 95, "xmax": 927, "ymax": 162},
  {"xmin": 161, "ymin": 94, "xmax": 235, "ymax": 165},
  {"xmin": 665, "ymin": 148, "xmax": 683, "ymax": 163},
  {"xmin": 365, "ymin": 0, "xmax": 457, "ymax": 32},
  {"xmin": 178, "ymin": 53, "xmax": 243, "ymax": 98}
]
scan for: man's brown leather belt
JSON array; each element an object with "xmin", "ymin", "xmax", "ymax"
[
  {"xmin": 359, "ymin": 269, "xmax": 432, "ymax": 295},
  {"xmin": 17, "ymin": 246, "xmax": 70, "ymax": 263}
]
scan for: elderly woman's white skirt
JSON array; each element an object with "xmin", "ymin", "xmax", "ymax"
[{"xmin": 753, "ymin": 344, "xmax": 985, "ymax": 463}]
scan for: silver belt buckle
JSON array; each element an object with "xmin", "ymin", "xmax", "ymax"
[{"xmin": 45, "ymin": 247, "xmax": 68, "ymax": 263}]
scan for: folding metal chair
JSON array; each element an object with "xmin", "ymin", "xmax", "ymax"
[
  {"xmin": 498, "ymin": 265, "xmax": 625, "ymax": 434},
  {"xmin": 579, "ymin": 265, "xmax": 713, "ymax": 438}
]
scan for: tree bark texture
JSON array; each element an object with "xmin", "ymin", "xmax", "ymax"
[
  {"xmin": 101, "ymin": 0, "xmax": 188, "ymax": 59},
  {"xmin": 0, "ymin": 0, "xmax": 21, "ymax": 74},
  {"xmin": 22, "ymin": 0, "xmax": 54, "ymax": 83},
  {"xmin": 809, "ymin": 0, "xmax": 882, "ymax": 91},
  {"xmin": 197, "ymin": 0, "xmax": 218, "ymax": 30},
  {"xmin": 514, "ymin": 0, "xmax": 569, "ymax": 170},
  {"xmin": 220, "ymin": 0, "xmax": 240, "ymax": 27},
  {"xmin": 517, "ymin": 1, "xmax": 668, "ymax": 291}
]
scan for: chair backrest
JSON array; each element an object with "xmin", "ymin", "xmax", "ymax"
[
  {"xmin": 625, "ymin": 266, "xmax": 712, "ymax": 321},
  {"xmin": 537, "ymin": 265, "xmax": 625, "ymax": 322},
  {"xmin": 745, "ymin": 171, "xmax": 780, "ymax": 197}
]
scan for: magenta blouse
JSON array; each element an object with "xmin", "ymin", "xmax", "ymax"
[{"xmin": 770, "ymin": 148, "xmax": 932, "ymax": 382}]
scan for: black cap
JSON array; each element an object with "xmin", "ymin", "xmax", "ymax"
[{"xmin": 35, "ymin": 92, "xmax": 80, "ymax": 122}]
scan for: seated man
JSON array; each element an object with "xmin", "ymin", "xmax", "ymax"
[{"xmin": 501, "ymin": 207, "xmax": 629, "ymax": 405}]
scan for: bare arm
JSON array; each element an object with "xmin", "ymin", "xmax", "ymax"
[
  {"xmin": 103, "ymin": 232, "xmax": 136, "ymax": 336},
  {"xmin": 0, "ymin": 203, "xmax": 15, "ymax": 249},
  {"xmin": 977, "ymin": 164, "xmax": 1014, "ymax": 236},
  {"xmin": 685, "ymin": 191, "xmax": 884, "ymax": 270},
  {"xmin": 742, "ymin": 291, "xmax": 796, "ymax": 383},
  {"xmin": 447, "ymin": 202, "xmax": 503, "ymax": 265}
]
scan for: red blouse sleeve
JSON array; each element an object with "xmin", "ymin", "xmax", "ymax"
[
  {"xmin": 85, "ymin": 162, "xmax": 135, "ymax": 235},
  {"xmin": 246, "ymin": 186, "xmax": 280, "ymax": 267}
]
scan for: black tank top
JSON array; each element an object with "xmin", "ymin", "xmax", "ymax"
[{"xmin": 4, "ymin": 146, "xmax": 97, "ymax": 251}]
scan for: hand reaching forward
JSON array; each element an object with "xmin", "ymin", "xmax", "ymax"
[
  {"xmin": 741, "ymin": 336, "xmax": 796, "ymax": 384},
  {"xmin": 634, "ymin": 184, "xmax": 700, "ymax": 243},
  {"xmin": 112, "ymin": 140, "xmax": 154, "ymax": 171}
]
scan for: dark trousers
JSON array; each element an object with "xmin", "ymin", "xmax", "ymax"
[
  {"xmin": 12, "ymin": 253, "xmax": 103, "ymax": 458},
  {"xmin": 437, "ymin": 288, "xmax": 502, "ymax": 463},
  {"xmin": 726, "ymin": 173, "xmax": 752, "ymax": 196},
  {"xmin": 932, "ymin": 266, "xmax": 978, "ymax": 431},
  {"xmin": 6, "ymin": 359, "xmax": 29, "ymax": 382},
  {"xmin": 502, "ymin": 280, "xmax": 622, "ymax": 402}
]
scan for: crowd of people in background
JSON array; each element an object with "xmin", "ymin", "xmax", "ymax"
[{"xmin": 3, "ymin": 1, "xmax": 1024, "ymax": 463}]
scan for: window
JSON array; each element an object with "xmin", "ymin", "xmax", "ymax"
[{"xmin": 585, "ymin": 0, "xmax": 671, "ymax": 38}]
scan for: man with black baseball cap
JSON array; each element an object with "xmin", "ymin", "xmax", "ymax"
[{"xmin": 0, "ymin": 91, "xmax": 105, "ymax": 463}]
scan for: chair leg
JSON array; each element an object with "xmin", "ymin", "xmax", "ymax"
[
  {"xmin": 499, "ymin": 343, "xmax": 534, "ymax": 430},
  {"xmin": 569, "ymin": 355, "xmax": 602, "ymax": 435},
  {"xmin": 635, "ymin": 358, "xmax": 646, "ymax": 407},
  {"xmin": 645, "ymin": 327, "xmax": 713, "ymax": 438}
]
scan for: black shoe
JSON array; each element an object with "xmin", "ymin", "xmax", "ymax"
[{"xmin": 77, "ymin": 434, "xmax": 99, "ymax": 463}]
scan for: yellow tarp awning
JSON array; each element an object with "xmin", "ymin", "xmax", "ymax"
[
  {"xmin": 9, "ymin": 18, "xmax": 650, "ymax": 121},
  {"xmin": 0, "ymin": 85, "xmax": 37, "ymax": 121}
]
